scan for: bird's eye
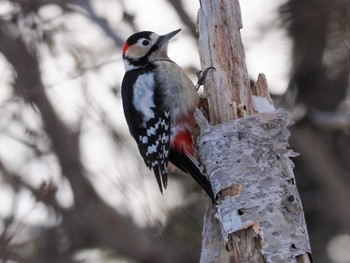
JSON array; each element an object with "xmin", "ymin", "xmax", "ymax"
[{"xmin": 142, "ymin": 40, "xmax": 150, "ymax": 46}]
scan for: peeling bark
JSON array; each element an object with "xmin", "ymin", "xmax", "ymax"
[
  {"xmin": 197, "ymin": 110, "xmax": 311, "ymax": 262},
  {"xmin": 198, "ymin": 0, "xmax": 253, "ymax": 124},
  {"xmin": 200, "ymin": 205, "xmax": 222, "ymax": 263},
  {"xmin": 197, "ymin": 0, "xmax": 312, "ymax": 262}
]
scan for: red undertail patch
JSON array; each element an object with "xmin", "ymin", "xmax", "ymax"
[{"xmin": 172, "ymin": 130, "xmax": 194, "ymax": 155}]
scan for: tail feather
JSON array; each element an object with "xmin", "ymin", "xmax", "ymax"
[
  {"xmin": 161, "ymin": 172, "xmax": 168, "ymax": 189},
  {"xmin": 153, "ymin": 161, "xmax": 168, "ymax": 194},
  {"xmin": 153, "ymin": 166, "xmax": 164, "ymax": 194},
  {"xmin": 169, "ymin": 149, "xmax": 215, "ymax": 203}
]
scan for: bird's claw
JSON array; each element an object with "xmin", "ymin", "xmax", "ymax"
[{"xmin": 196, "ymin": 66, "xmax": 216, "ymax": 90}]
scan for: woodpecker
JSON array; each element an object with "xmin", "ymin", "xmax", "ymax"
[{"xmin": 121, "ymin": 29, "xmax": 215, "ymax": 202}]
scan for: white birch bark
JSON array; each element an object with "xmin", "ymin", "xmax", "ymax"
[
  {"xmin": 197, "ymin": 0, "xmax": 312, "ymax": 262},
  {"xmin": 197, "ymin": 109, "xmax": 312, "ymax": 263}
]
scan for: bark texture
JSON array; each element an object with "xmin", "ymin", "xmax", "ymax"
[
  {"xmin": 200, "ymin": 205, "xmax": 222, "ymax": 263},
  {"xmin": 197, "ymin": 110, "xmax": 311, "ymax": 262},
  {"xmin": 197, "ymin": 0, "xmax": 312, "ymax": 262},
  {"xmin": 198, "ymin": 0, "xmax": 253, "ymax": 124}
]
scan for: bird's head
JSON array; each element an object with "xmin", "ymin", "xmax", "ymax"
[{"xmin": 122, "ymin": 29, "xmax": 181, "ymax": 70}]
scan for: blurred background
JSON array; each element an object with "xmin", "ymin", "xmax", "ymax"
[{"xmin": 0, "ymin": 0, "xmax": 349, "ymax": 262}]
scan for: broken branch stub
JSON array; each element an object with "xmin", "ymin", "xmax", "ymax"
[
  {"xmin": 198, "ymin": 0, "xmax": 254, "ymax": 124},
  {"xmin": 197, "ymin": 110, "xmax": 311, "ymax": 262}
]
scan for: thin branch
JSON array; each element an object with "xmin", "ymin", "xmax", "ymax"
[
  {"xmin": 0, "ymin": 249, "xmax": 30, "ymax": 263},
  {"xmin": 0, "ymin": 18, "xmax": 184, "ymax": 263},
  {"xmin": 291, "ymin": 124, "xmax": 350, "ymax": 229},
  {"xmin": 50, "ymin": 57, "xmax": 120, "ymax": 87},
  {"xmin": 290, "ymin": 105, "xmax": 350, "ymax": 132},
  {"xmin": 167, "ymin": 0, "xmax": 197, "ymax": 38},
  {"xmin": 74, "ymin": 0, "xmax": 124, "ymax": 47},
  {"xmin": 309, "ymin": 110, "xmax": 350, "ymax": 131},
  {"xmin": 0, "ymin": 130, "xmax": 47, "ymax": 156},
  {"xmin": 13, "ymin": 0, "xmax": 125, "ymax": 47}
]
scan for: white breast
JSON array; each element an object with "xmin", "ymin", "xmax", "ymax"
[
  {"xmin": 133, "ymin": 73, "xmax": 156, "ymax": 125},
  {"xmin": 154, "ymin": 60, "xmax": 199, "ymax": 122}
]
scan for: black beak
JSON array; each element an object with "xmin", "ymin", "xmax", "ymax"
[{"xmin": 157, "ymin": 29, "xmax": 181, "ymax": 46}]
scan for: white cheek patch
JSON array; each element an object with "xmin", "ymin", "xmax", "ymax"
[
  {"xmin": 133, "ymin": 73, "xmax": 156, "ymax": 125},
  {"xmin": 127, "ymin": 45, "xmax": 148, "ymax": 59}
]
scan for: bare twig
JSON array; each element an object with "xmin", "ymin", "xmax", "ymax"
[
  {"xmin": 0, "ymin": 19, "xmax": 176, "ymax": 263},
  {"xmin": 309, "ymin": 110, "xmax": 350, "ymax": 131},
  {"xmin": 74, "ymin": 0, "xmax": 124, "ymax": 46},
  {"xmin": 291, "ymin": 124, "xmax": 350, "ymax": 229},
  {"xmin": 167, "ymin": 0, "xmax": 197, "ymax": 37}
]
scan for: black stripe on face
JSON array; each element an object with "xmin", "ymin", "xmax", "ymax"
[{"xmin": 126, "ymin": 31, "xmax": 153, "ymax": 45}]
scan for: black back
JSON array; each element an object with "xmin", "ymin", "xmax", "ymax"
[{"xmin": 121, "ymin": 65, "xmax": 171, "ymax": 192}]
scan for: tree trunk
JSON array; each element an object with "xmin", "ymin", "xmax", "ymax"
[{"xmin": 197, "ymin": 0, "xmax": 312, "ymax": 262}]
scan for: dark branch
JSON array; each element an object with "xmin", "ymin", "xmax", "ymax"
[
  {"xmin": 167, "ymin": 0, "xmax": 197, "ymax": 38},
  {"xmin": 75, "ymin": 0, "xmax": 125, "ymax": 46},
  {"xmin": 0, "ymin": 19, "xmax": 176, "ymax": 263}
]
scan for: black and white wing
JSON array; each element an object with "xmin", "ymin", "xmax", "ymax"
[{"xmin": 121, "ymin": 67, "xmax": 171, "ymax": 193}]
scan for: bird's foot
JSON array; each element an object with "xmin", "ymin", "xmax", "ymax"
[{"xmin": 196, "ymin": 66, "xmax": 216, "ymax": 90}]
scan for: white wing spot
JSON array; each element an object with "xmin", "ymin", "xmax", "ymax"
[
  {"xmin": 147, "ymin": 126, "xmax": 156, "ymax": 136},
  {"xmin": 139, "ymin": 136, "xmax": 148, "ymax": 144},
  {"xmin": 133, "ymin": 73, "xmax": 156, "ymax": 125},
  {"xmin": 151, "ymin": 160, "xmax": 159, "ymax": 166},
  {"xmin": 147, "ymin": 144, "xmax": 157, "ymax": 154}
]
